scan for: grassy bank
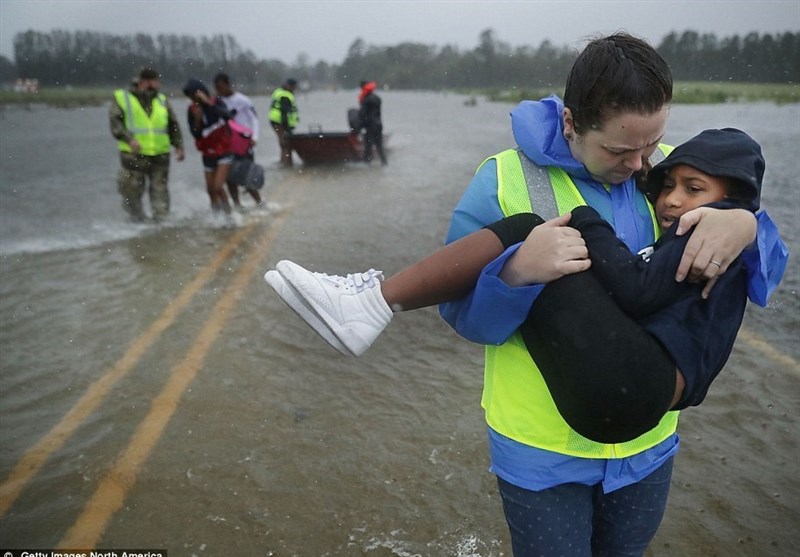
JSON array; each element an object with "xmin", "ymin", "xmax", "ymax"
[
  {"xmin": 0, "ymin": 85, "xmax": 268, "ymax": 108},
  {"xmin": 486, "ymin": 81, "xmax": 799, "ymax": 105},
  {"xmin": 1, "ymin": 81, "xmax": 798, "ymax": 108},
  {"xmin": 672, "ymin": 81, "xmax": 799, "ymax": 104},
  {"xmin": 0, "ymin": 86, "xmax": 114, "ymax": 108}
]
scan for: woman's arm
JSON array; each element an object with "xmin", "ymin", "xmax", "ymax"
[
  {"xmin": 674, "ymin": 207, "xmax": 749, "ymax": 294},
  {"xmin": 675, "ymin": 207, "xmax": 788, "ymax": 303},
  {"xmin": 741, "ymin": 211, "xmax": 789, "ymax": 306},
  {"xmin": 439, "ymin": 162, "xmax": 590, "ymax": 344}
]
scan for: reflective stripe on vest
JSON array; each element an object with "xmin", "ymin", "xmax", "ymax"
[
  {"xmin": 481, "ymin": 146, "xmax": 678, "ymax": 459},
  {"xmin": 643, "ymin": 146, "xmax": 672, "ymax": 236},
  {"xmin": 268, "ymin": 88, "xmax": 299, "ymax": 128},
  {"xmin": 114, "ymin": 89, "xmax": 171, "ymax": 156}
]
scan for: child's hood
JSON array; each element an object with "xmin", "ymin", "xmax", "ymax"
[{"xmin": 649, "ymin": 128, "xmax": 764, "ymax": 212}]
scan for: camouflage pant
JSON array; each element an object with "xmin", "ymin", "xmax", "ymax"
[{"xmin": 117, "ymin": 152, "xmax": 171, "ymax": 221}]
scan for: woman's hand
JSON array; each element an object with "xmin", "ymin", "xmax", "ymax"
[
  {"xmin": 675, "ymin": 207, "xmax": 757, "ymax": 297},
  {"xmin": 499, "ymin": 213, "xmax": 591, "ymax": 287}
]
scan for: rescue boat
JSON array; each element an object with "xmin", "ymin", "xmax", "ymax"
[{"xmin": 288, "ymin": 109, "xmax": 387, "ymax": 165}]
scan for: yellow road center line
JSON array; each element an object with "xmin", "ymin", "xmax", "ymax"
[
  {"xmin": 738, "ymin": 326, "xmax": 799, "ymax": 376},
  {"xmin": 57, "ymin": 183, "xmax": 302, "ymax": 549},
  {"xmin": 0, "ymin": 224, "xmax": 253, "ymax": 518}
]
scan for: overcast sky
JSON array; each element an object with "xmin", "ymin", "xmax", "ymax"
[{"xmin": 1, "ymin": 0, "xmax": 798, "ymax": 64}]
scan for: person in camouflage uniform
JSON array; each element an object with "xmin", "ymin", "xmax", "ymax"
[{"xmin": 109, "ymin": 67, "xmax": 185, "ymax": 222}]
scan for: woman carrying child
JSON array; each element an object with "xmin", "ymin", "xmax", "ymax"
[{"xmin": 265, "ymin": 34, "xmax": 787, "ymax": 557}]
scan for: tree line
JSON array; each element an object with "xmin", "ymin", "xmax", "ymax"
[{"xmin": 2, "ymin": 28, "xmax": 798, "ymax": 91}]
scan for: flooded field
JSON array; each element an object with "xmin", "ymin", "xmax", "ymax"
[{"xmin": 1, "ymin": 92, "xmax": 798, "ymax": 556}]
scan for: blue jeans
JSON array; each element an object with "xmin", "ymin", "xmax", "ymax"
[{"xmin": 497, "ymin": 456, "xmax": 674, "ymax": 557}]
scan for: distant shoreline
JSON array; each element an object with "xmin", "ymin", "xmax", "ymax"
[
  {"xmin": 0, "ymin": 81, "xmax": 797, "ymax": 107},
  {"xmin": 484, "ymin": 81, "xmax": 799, "ymax": 105}
]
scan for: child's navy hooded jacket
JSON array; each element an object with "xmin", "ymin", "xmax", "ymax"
[{"xmin": 568, "ymin": 128, "xmax": 771, "ymax": 409}]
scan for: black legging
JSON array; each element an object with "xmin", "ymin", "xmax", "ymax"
[{"xmin": 486, "ymin": 213, "xmax": 676, "ymax": 444}]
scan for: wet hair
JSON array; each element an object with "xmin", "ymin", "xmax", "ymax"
[
  {"xmin": 214, "ymin": 72, "xmax": 231, "ymax": 85},
  {"xmin": 139, "ymin": 67, "xmax": 160, "ymax": 80},
  {"xmin": 564, "ymin": 33, "xmax": 672, "ymax": 135}
]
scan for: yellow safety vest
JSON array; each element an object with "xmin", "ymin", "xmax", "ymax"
[
  {"xmin": 483, "ymin": 146, "xmax": 678, "ymax": 459},
  {"xmin": 114, "ymin": 89, "xmax": 171, "ymax": 156},
  {"xmin": 268, "ymin": 88, "xmax": 299, "ymax": 128}
]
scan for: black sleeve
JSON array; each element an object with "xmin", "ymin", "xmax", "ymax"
[
  {"xmin": 187, "ymin": 106, "xmax": 203, "ymax": 139},
  {"xmin": 211, "ymin": 98, "xmax": 232, "ymax": 121},
  {"xmin": 279, "ymin": 97, "xmax": 292, "ymax": 127},
  {"xmin": 358, "ymin": 103, "xmax": 367, "ymax": 128},
  {"xmin": 569, "ymin": 205, "xmax": 693, "ymax": 318},
  {"xmin": 484, "ymin": 212, "xmax": 546, "ymax": 248}
]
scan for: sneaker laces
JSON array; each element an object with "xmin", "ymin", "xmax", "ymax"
[{"xmin": 320, "ymin": 269, "xmax": 384, "ymax": 292}]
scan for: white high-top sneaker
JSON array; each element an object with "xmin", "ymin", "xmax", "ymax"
[
  {"xmin": 268, "ymin": 260, "xmax": 393, "ymax": 357},
  {"xmin": 264, "ymin": 269, "xmax": 352, "ymax": 355}
]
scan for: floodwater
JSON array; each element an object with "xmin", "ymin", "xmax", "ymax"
[{"xmin": 0, "ymin": 91, "xmax": 798, "ymax": 556}]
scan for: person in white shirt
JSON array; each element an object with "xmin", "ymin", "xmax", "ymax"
[{"xmin": 214, "ymin": 73, "xmax": 263, "ymax": 208}]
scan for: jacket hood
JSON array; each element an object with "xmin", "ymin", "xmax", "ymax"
[
  {"xmin": 510, "ymin": 95, "xmax": 593, "ymax": 181},
  {"xmin": 182, "ymin": 78, "xmax": 209, "ymax": 97},
  {"xmin": 648, "ymin": 128, "xmax": 764, "ymax": 212},
  {"xmin": 359, "ymin": 81, "xmax": 377, "ymax": 103}
]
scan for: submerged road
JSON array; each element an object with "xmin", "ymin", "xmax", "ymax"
[
  {"xmin": 1, "ymin": 164, "xmax": 796, "ymax": 549},
  {"xmin": 1, "ymin": 176, "xmax": 307, "ymax": 548}
]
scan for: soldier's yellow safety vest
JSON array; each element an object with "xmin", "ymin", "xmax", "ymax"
[
  {"xmin": 482, "ymin": 146, "xmax": 679, "ymax": 458},
  {"xmin": 268, "ymin": 88, "xmax": 299, "ymax": 128},
  {"xmin": 114, "ymin": 89, "xmax": 171, "ymax": 156}
]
